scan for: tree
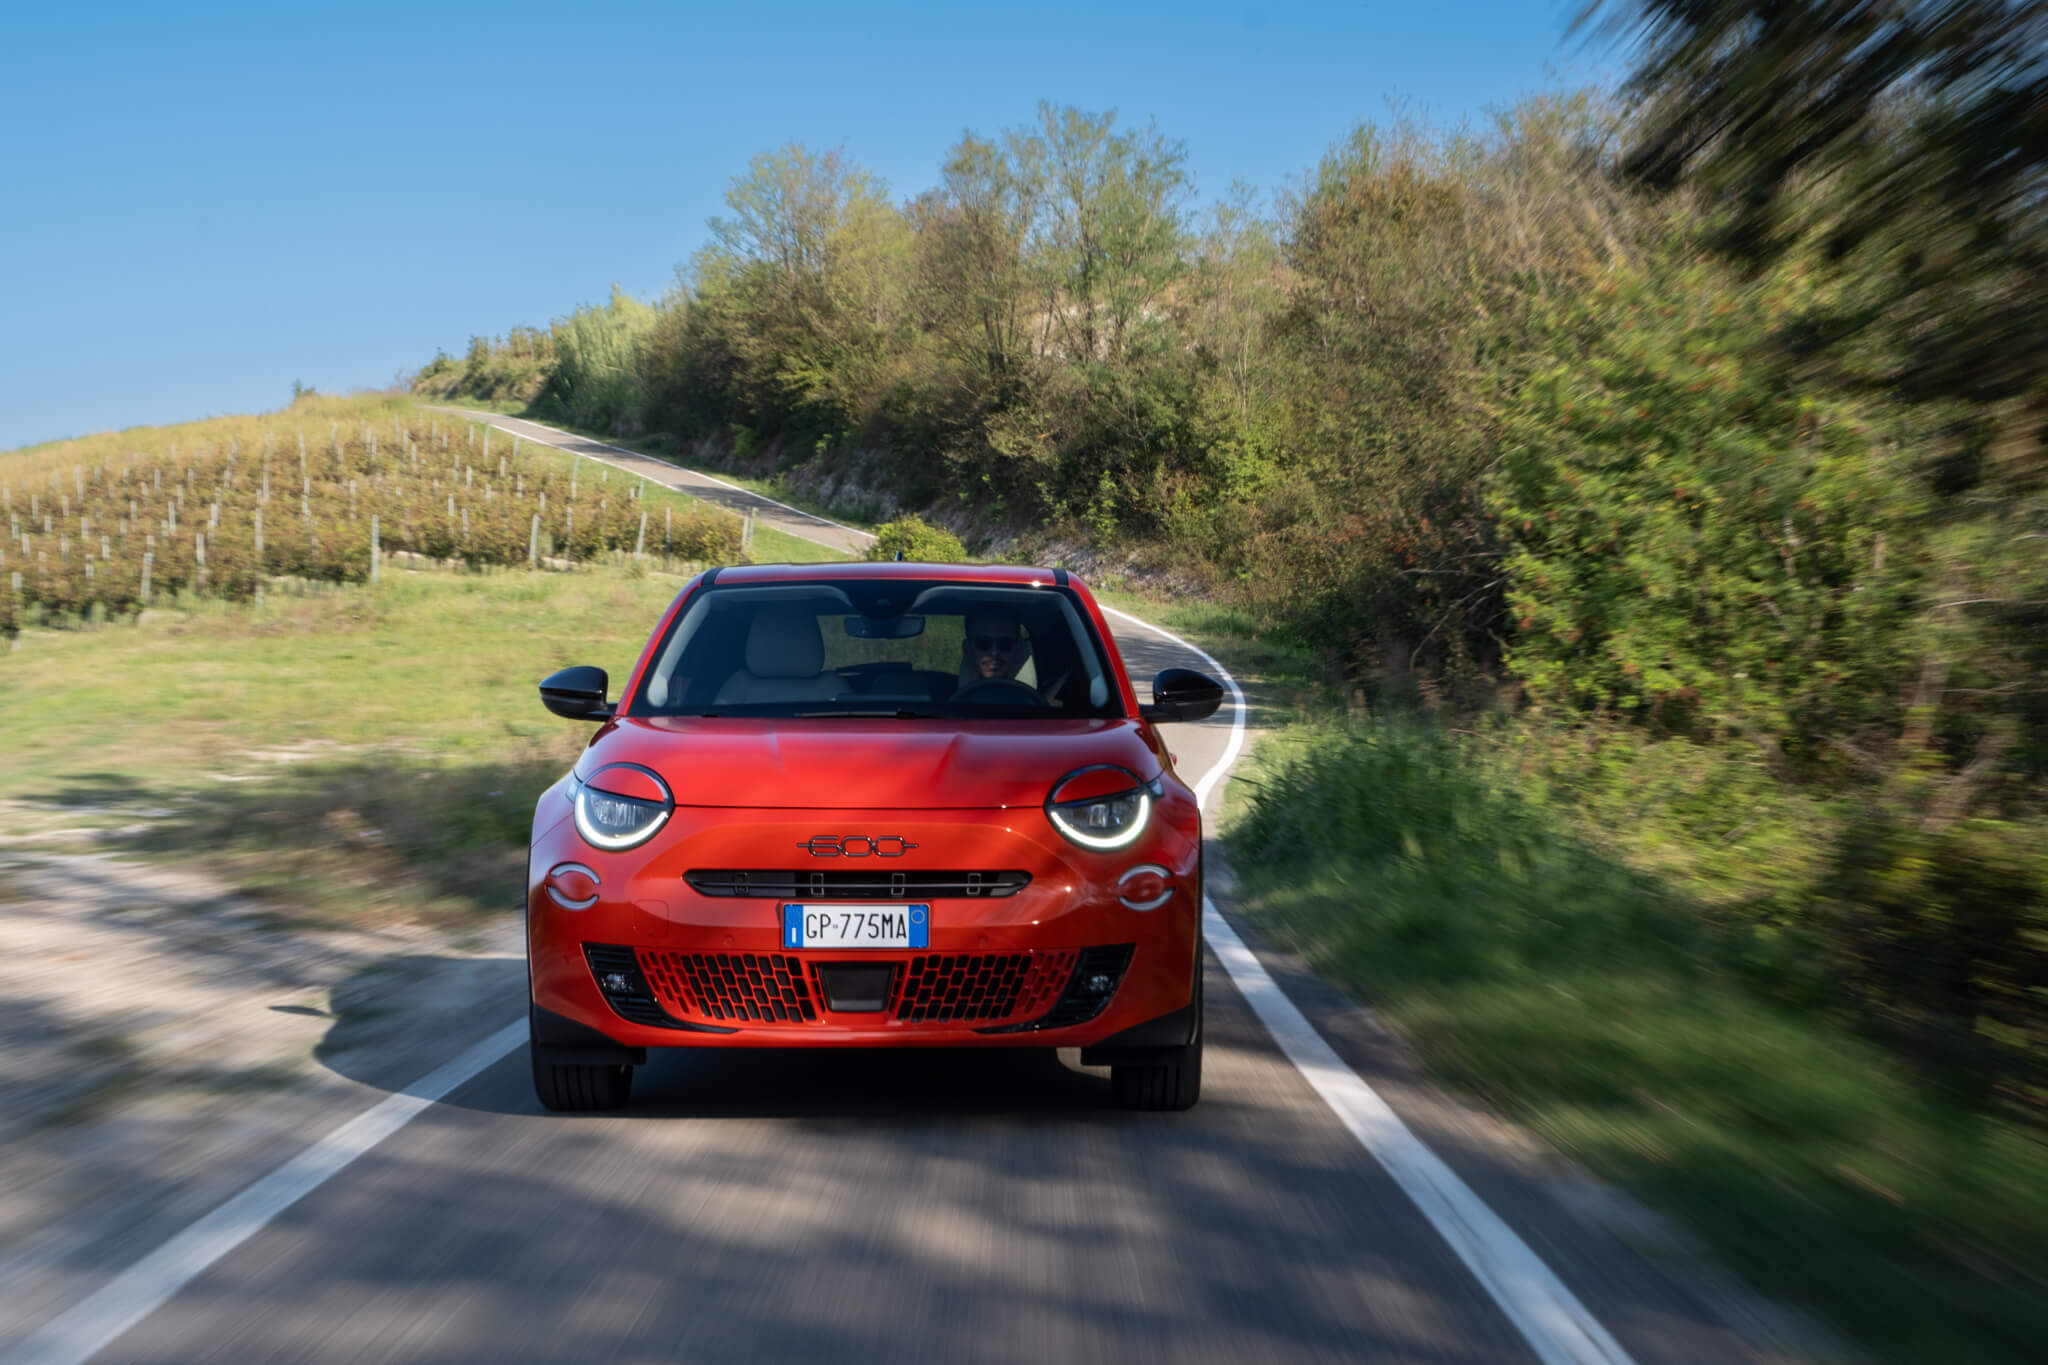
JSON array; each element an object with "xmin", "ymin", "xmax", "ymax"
[
  {"xmin": 910, "ymin": 134, "xmax": 1039, "ymax": 407},
  {"xmin": 696, "ymin": 143, "xmax": 910, "ymax": 434},
  {"xmin": 1588, "ymin": 0, "xmax": 2048, "ymax": 456},
  {"xmin": 1009, "ymin": 104, "xmax": 1192, "ymax": 369}
]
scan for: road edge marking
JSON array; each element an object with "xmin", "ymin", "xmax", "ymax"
[
  {"xmin": 0, "ymin": 1022, "xmax": 526, "ymax": 1365},
  {"xmin": 1103, "ymin": 605, "xmax": 1636, "ymax": 1365}
]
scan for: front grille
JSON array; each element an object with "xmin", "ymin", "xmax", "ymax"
[
  {"xmin": 623, "ymin": 948, "xmax": 1089, "ymax": 1027},
  {"xmin": 640, "ymin": 950, "xmax": 820, "ymax": 1024},
  {"xmin": 684, "ymin": 869, "xmax": 1030, "ymax": 900},
  {"xmin": 890, "ymin": 951, "xmax": 1078, "ymax": 1023}
]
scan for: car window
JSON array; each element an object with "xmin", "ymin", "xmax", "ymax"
[{"xmin": 633, "ymin": 581, "xmax": 1121, "ymax": 719}]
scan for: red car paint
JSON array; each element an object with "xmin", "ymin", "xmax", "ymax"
[{"xmin": 526, "ymin": 563, "xmax": 1204, "ymax": 1050}]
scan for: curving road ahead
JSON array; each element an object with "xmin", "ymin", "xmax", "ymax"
[{"xmin": 1, "ymin": 417, "xmax": 1801, "ymax": 1365}]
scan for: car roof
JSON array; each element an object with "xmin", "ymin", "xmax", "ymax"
[{"xmin": 710, "ymin": 561, "xmax": 1078, "ymax": 588}]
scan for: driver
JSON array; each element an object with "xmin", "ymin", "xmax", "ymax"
[{"xmin": 958, "ymin": 607, "xmax": 1032, "ymax": 691}]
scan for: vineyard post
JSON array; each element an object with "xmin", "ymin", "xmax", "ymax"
[
  {"xmin": 141, "ymin": 552, "xmax": 152, "ymax": 605},
  {"xmin": 254, "ymin": 508, "xmax": 265, "ymax": 607},
  {"xmin": 528, "ymin": 514, "xmax": 539, "ymax": 567},
  {"xmin": 370, "ymin": 515, "xmax": 380, "ymax": 585},
  {"xmin": 565, "ymin": 504, "xmax": 575, "ymax": 565},
  {"xmin": 195, "ymin": 533, "xmax": 206, "ymax": 593},
  {"xmin": 635, "ymin": 509, "xmax": 647, "ymax": 559}
]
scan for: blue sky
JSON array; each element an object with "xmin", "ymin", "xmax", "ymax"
[{"xmin": 0, "ymin": 1, "xmax": 1617, "ymax": 452}]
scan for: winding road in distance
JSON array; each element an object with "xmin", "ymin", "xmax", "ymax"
[{"xmin": 1, "ymin": 415, "xmax": 1805, "ymax": 1365}]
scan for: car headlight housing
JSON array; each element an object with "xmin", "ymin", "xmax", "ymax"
[
  {"xmin": 570, "ymin": 763, "xmax": 674, "ymax": 851},
  {"xmin": 1045, "ymin": 765, "xmax": 1161, "ymax": 850}
]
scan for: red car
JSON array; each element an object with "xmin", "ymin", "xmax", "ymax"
[{"xmin": 526, "ymin": 562, "xmax": 1224, "ymax": 1112}]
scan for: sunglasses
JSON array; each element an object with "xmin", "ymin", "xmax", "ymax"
[{"xmin": 971, "ymin": 634, "xmax": 1019, "ymax": 652}]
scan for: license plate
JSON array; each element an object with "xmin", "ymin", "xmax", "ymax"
[{"xmin": 782, "ymin": 903, "xmax": 929, "ymax": 950}]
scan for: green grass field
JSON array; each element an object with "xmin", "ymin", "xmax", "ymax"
[{"xmin": 0, "ymin": 563, "xmax": 721, "ymax": 922}]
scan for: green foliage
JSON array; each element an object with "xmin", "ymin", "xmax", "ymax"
[
  {"xmin": 538, "ymin": 286, "xmax": 657, "ymax": 433},
  {"xmin": 1490, "ymin": 259, "xmax": 1927, "ymax": 758},
  {"xmin": 411, "ymin": 326, "xmax": 554, "ymax": 407},
  {"xmin": 1591, "ymin": 1, "xmax": 2047, "ymax": 449},
  {"xmin": 1823, "ymin": 812, "xmax": 2048, "ymax": 1115},
  {"xmin": 1228, "ymin": 717, "xmax": 2048, "ymax": 1363},
  {"xmin": 863, "ymin": 514, "xmax": 965, "ymax": 564}
]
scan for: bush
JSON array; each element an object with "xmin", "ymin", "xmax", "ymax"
[
  {"xmin": 864, "ymin": 514, "xmax": 966, "ymax": 564},
  {"xmin": 1490, "ymin": 258, "xmax": 1925, "ymax": 764}
]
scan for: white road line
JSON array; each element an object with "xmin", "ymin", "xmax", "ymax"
[
  {"xmin": 1199, "ymin": 908, "xmax": 1635, "ymax": 1365},
  {"xmin": 1106, "ymin": 606, "xmax": 1636, "ymax": 1365},
  {"xmin": 0, "ymin": 1022, "xmax": 526, "ymax": 1365},
  {"xmin": 461, "ymin": 412, "xmax": 876, "ymax": 540}
]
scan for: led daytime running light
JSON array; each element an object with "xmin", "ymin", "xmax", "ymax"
[
  {"xmin": 570, "ymin": 764, "xmax": 674, "ymax": 851},
  {"xmin": 1044, "ymin": 766, "xmax": 1158, "ymax": 850}
]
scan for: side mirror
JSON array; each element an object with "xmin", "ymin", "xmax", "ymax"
[
  {"xmin": 1141, "ymin": 667, "xmax": 1224, "ymax": 724},
  {"xmin": 540, "ymin": 665, "xmax": 615, "ymax": 721}
]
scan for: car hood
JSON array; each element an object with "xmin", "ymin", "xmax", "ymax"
[{"xmin": 578, "ymin": 716, "xmax": 1162, "ymax": 810}]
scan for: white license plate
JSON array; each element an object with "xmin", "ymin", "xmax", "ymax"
[{"xmin": 782, "ymin": 903, "xmax": 929, "ymax": 950}]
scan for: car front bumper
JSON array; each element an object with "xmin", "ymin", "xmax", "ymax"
[{"xmin": 526, "ymin": 791, "xmax": 1202, "ymax": 1051}]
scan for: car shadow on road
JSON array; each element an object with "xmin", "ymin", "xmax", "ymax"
[{"xmin": 306, "ymin": 947, "xmax": 1151, "ymax": 1124}]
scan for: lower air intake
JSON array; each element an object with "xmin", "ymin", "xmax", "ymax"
[
  {"xmin": 891, "ymin": 951, "xmax": 1077, "ymax": 1024},
  {"xmin": 640, "ymin": 950, "xmax": 819, "ymax": 1024}
]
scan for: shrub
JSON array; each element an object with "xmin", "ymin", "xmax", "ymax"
[{"xmin": 864, "ymin": 514, "xmax": 966, "ymax": 563}]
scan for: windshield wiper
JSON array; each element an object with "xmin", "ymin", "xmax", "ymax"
[{"xmin": 793, "ymin": 708, "xmax": 940, "ymax": 719}]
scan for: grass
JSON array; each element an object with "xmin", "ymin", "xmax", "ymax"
[
  {"xmin": 742, "ymin": 522, "xmax": 852, "ymax": 564},
  {"xmin": 0, "ymin": 562, "xmax": 694, "ymax": 921},
  {"xmin": 1224, "ymin": 717, "xmax": 2048, "ymax": 1364}
]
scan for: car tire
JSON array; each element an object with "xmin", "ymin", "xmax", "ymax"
[
  {"xmin": 529, "ymin": 999, "xmax": 634, "ymax": 1112},
  {"xmin": 532, "ymin": 1050, "xmax": 634, "ymax": 1111},
  {"xmin": 1110, "ymin": 970, "xmax": 1203, "ymax": 1111}
]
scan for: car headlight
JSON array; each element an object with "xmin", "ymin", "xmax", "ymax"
[
  {"xmin": 1045, "ymin": 765, "xmax": 1161, "ymax": 850},
  {"xmin": 570, "ymin": 763, "xmax": 674, "ymax": 851}
]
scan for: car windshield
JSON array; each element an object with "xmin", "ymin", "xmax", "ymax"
[{"xmin": 632, "ymin": 580, "xmax": 1125, "ymax": 719}]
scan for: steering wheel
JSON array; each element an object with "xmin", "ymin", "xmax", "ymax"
[{"xmin": 950, "ymin": 676, "xmax": 1049, "ymax": 707}]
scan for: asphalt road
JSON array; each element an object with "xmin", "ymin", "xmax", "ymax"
[{"xmin": 8, "ymin": 417, "xmax": 1796, "ymax": 1365}]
